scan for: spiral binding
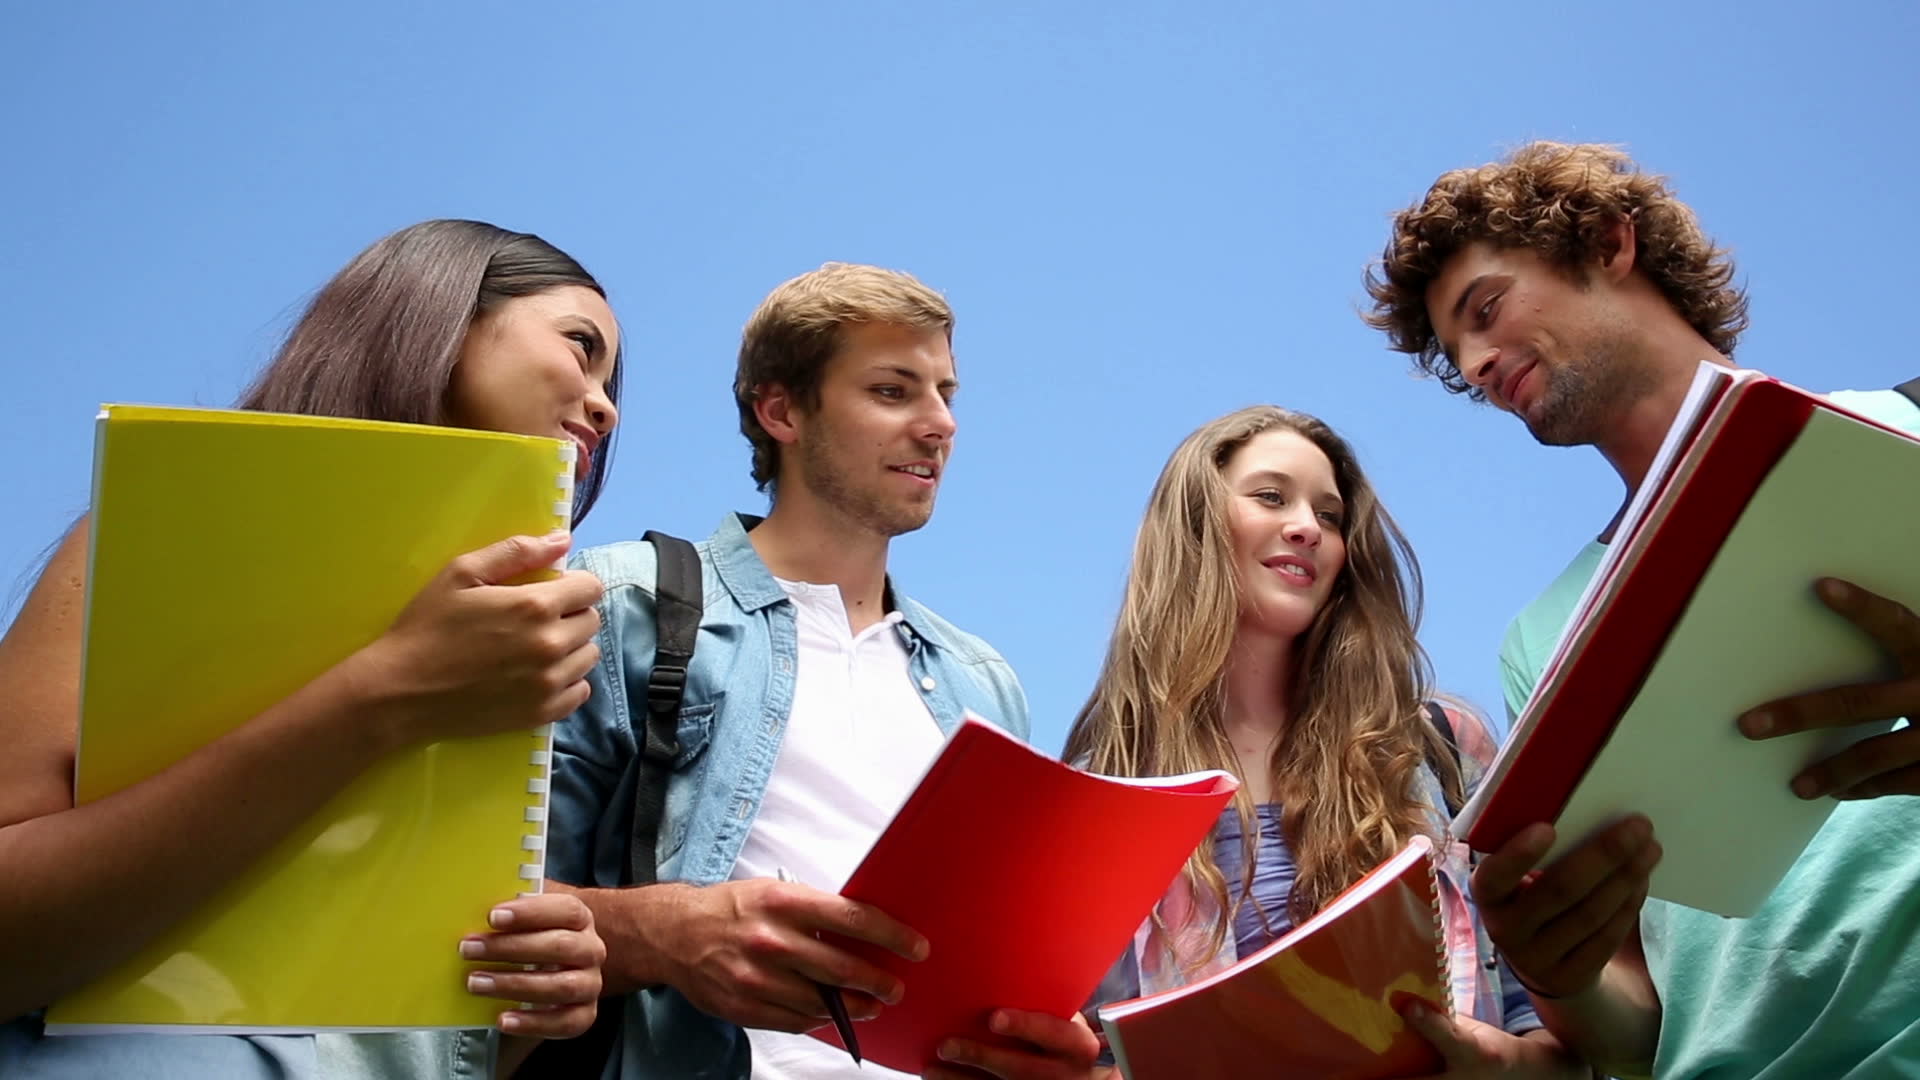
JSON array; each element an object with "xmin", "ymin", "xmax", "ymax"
[
  {"xmin": 1415, "ymin": 834, "xmax": 1457, "ymax": 1018},
  {"xmin": 517, "ymin": 439, "xmax": 578, "ymax": 896}
]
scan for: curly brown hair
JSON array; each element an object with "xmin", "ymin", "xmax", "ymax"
[{"xmin": 1364, "ymin": 142, "xmax": 1749, "ymax": 399}]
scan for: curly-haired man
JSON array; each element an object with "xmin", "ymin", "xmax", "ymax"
[{"xmin": 1367, "ymin": 142, "xmax": 1920, "ymax": 1079}]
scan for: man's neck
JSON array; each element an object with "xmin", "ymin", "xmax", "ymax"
[
  {"xmin": 747, "ymin": 497, "xmax": 893, "ymax": 634},
  {"xmin": 1592, "ymin": 341, "xmax": 1734, "ymax": 541}
]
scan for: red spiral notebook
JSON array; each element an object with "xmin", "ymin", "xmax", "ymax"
[
  {"xmin": 1096, "ymin": 835, "xmax": 1450, "ymax": 1080},
  {"xmin": 813, "ymin": 716, "xmax": 1239, "ymax": 1074},
  {"xmin": 1455, "ymin": 365, "xmax": 1920, "ymax": 915}
]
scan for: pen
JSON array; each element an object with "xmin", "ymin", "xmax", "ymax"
[{"xmin": 775, "ymin": 866, "xmax": 863, "ymax": 1065}]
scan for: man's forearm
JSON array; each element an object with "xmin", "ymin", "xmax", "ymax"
[
  {"xmin": 1527, "ymin": 958, "xmax": 1661, "ymax": 1078},
  {"xmin": 547, "ymin": 879, "xmax": 692, "ymax": 996}
]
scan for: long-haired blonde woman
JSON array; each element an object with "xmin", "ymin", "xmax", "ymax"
[{"xmin": 1062, "ymin": 405, "xmax": 1587, "ymax": 1078}]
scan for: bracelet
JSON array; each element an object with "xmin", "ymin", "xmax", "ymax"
[{"xmin": 1508, "ymin": 965, "xmax": 1569, "ymax": 1001}]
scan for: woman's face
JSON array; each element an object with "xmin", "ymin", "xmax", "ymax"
[
  {"xmin": 443, "ymin": 285, "xmax": 621, "ymax": 479},
  {"xmin": 1220, "ymin": 428, "xmax": 1348, "ymax": 642}
]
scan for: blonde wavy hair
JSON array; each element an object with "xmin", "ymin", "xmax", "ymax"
[
  {"xmin": 1062, "ymin": 406, "xmax": 1462, "ymax": 962},
  {"xmin": 1364, "ymin": 141, "xmax": 1749, "ymax": 401}
]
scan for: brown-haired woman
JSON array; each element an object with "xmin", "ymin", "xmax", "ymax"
[
  {"xmin": 0, "ymin": 220, "xmax": 623, "ymax": 1079},
  {"xmin": 951, "ymin": 406, "xmax": 1588, "ymax": 1079}
]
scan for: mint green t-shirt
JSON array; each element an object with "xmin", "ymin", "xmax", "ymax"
[{"xmin": 1499, "ymin": 388, "xmax": 1920, "ymax": 1080}]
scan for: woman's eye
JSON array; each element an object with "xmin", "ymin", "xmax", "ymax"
[
  {"xmin": 565, "ymin": 332, "xmax": 596, "ymax": 370},
  {"xmin": 1254, "ymin": 490, "xmax": 1283, "ymax": 506},
  {"xmin": 874, "ymin": 385, "xmax": 904, "ymax": 400},
  {"xmin": 1317, "ymin": 510, "xmax": 1345, "ymax": 529}
]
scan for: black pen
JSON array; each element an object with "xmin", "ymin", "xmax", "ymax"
[{"xmin": 775, "ymin": 866, "xmax": 863, "ymax": 1065}]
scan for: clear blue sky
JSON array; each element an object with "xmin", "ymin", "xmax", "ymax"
[{"xmin": 5, "ymin": 1, "xmax": 1915, "ymax": 755}]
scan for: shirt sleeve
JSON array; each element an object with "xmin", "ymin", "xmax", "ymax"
[
  {"xmin": 546, "ymin": 554, "xmax": 652, "ymax": 888},
  {"xmin": 1496, "ymin": 955, "xmax": 1545, "ymax": 1035}
]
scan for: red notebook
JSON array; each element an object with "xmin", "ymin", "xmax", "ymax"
[
  {"xmin": 1096, "ymin": 835, "xmax": 1449, "ymax": 1080},
  {"xmin": 1457, "ymin": 367, "xmax": 1800, "ymax": 847},
  {"xmin": 814, "ymin": 716, "xmax": 1239, "ymax": 1074},
  {"xmin": 1454, "ymin": 366, "xmax": 1920, "ymax": 913}
]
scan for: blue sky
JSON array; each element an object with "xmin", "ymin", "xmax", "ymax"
[{"xmin": 5, "ymin": 1, "xmax": 1916, "ymax": 755}]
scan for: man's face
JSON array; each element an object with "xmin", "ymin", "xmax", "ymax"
[
  {"xmin": 784, "ymin": 321, "xmax": 958, "ymax": 539},
  {"xmin": 1425, "ymin": 242, "xmax": 1643, "ymax": 447}
]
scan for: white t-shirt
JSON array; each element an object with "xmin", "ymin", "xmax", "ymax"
[{"xmin": 733, "ymin": 579, "xmax": 945, "ymax": 1080}]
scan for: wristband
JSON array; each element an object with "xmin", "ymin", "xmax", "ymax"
[{"xmin": 1509, "ymin": 965, "xmax": 1569, "ymax": 1001}]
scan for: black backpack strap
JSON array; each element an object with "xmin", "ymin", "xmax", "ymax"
[
  {"xmin": 518, "ymin": 531, "xmax": 702, "ymax": 1080},
  {"xmin": 630, "ymin": 530, "xmax": 701, "ymax": 885},
  {"xmin": 1423, "ymin": 701, "xmax": 1465, "ymax": 818},
  {"xmin": 1896, "ymin": 376, "xmax": 1920, "ymax": 410}
]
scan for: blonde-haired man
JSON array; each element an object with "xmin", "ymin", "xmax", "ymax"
[{"xmin": 539, "ymin": 265, "xmax": 1104, "ymax": 1080}]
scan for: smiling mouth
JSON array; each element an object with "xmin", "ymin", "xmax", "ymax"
[
  {"xmin": 560, "ymin": 424, "xmax": 599, "ymax": 478},
  {"xmin": 560, "ymin": 434, "xmax": 593, "ymax": 479},
  {"xmin": 1264, "ymin": 558, "xmax": 1316, "ymax": 585},
  {"xmin": 889, "ymin": 464, "xmax": 938, "ymax": 483},
  {"xmin": 1503, "ymin": 362, "xmax": 1539, "ymax": 411}
]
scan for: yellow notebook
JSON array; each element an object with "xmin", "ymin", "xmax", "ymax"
[{"xmin": 47, "ymin": 404, "xmax": 576, "ymax": 1034}]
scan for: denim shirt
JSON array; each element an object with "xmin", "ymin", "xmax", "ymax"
[{"xmin": 548, "ymin": 513, "xmax": 1030, "ymax": 1080}]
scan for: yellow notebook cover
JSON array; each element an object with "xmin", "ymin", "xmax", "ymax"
[{"xmin": 47, "ymin": 404, "xmax": 575, "ymax": 1033}]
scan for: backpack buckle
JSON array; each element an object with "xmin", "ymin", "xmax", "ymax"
[{"xmin": 640, "ymin": 664, "xmax": 686, "ymax": 763}]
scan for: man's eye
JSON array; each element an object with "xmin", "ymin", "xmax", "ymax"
[{"xmin": 1477, "ymin": 294, "xmax": 1499, "ymax": 326}]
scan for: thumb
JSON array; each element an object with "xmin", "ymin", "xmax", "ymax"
[
  {"xmin": 1401, "ymin": 998, "xmax": 1468, "ymax": 1066},
  {"xmin": 451, "ymin": 532, "xmax": 572, "ymax": 586}
]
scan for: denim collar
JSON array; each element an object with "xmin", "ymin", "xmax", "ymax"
[{"xmin": 707, "ymin": 512, "xmax": 957, "ymax": 654}]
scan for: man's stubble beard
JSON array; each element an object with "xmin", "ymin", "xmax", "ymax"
[
  {"xmin": 796, "ymin": 428, "xmax": 936, "ymax": 540},
  {"xmin": 1526, "ymin": 319, "xmax": 1651, "ymax": 449}
]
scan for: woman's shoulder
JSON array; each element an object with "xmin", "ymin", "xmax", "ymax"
[{"xmin": 1432, "ymin": 701, "xmax": 1501, "ymax": 774}]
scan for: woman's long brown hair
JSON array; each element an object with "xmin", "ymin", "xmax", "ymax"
[
  {"xmin": 1063, "ymin": 405, "xmax": 1461, "ymax": 964},
  {"xmin": 238, "ymin": 219, "xmax": 621, "ymax": 523}
]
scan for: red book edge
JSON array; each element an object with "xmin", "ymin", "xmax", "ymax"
[{"xmin": 1097, "ymin": 835, "xmax": 1448, "ymax": 1079}]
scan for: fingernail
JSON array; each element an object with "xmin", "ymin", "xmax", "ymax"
[
  {"xmin": 546, "ymin": 530, "xmax": 571, "ymax": 543},
  {"xmin": 459, "ymin": 938, "xmax": 485, "ymax": 960},
  {"xmin": 467, "ymin": 973, "xmax": 496, "ymax": 993},
  {"xmin": 1793, "ymin": 774, "xmax": 1823, "ymax": 800},
  {"xmin": 1820, "ymin": 579, "xmax": 1851, "ymax": 603},
  {"xmin": 489, "ymin": 907, "xmax": 514, "ymax": 929},
  {"xmin": 937, "ymin": 1040, "xmax": 964, "ymax": 1062},
  {"xmin": 912, "ymin": 937, "xmax": 931, "ymax": 962},
  {"xmin": 988, "ymin": 1011, "xmax": 1009, "ymax": 1035},
  {"xmin": 1740, "ymin": 710, "xmax": 1774, "ymax": 738},
  {"xmin": 500, "ymin": 1012, "xmax": 524, "ymax": 1032},
  {"xmin": 883, "ymin": 982, "xmax": 904, "ymax": 1006}
]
